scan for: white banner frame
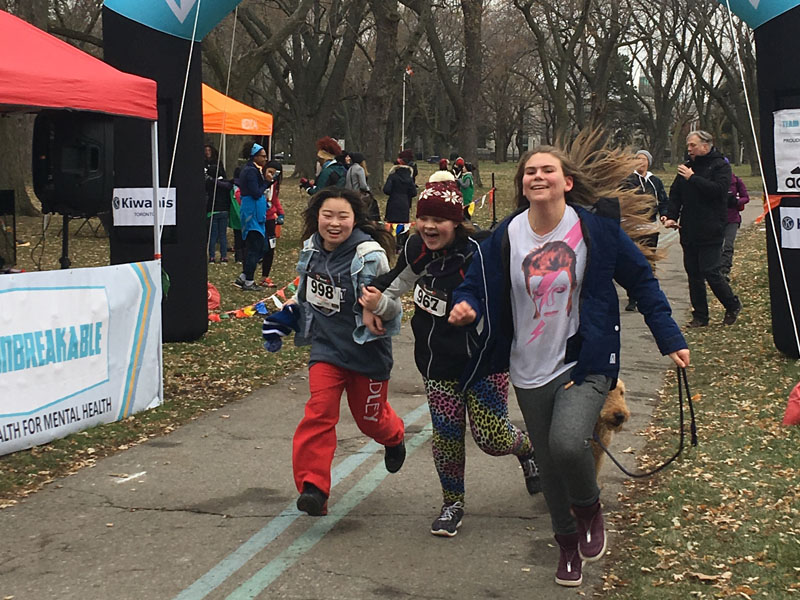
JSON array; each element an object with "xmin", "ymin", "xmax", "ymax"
[{"xmin": 0, "ymin": 261, "xmax": 163, "ymax": 456}]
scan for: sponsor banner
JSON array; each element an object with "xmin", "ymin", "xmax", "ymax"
[
  {"xmin": 774, "ymin": 109, "xmax": 800, "ymax": 193},
  {"xmin": 104, "ymin": 0, "xmax": 243, "ymax": 41},
  {"xmin": 0, "ymin": 261, "xmax": 162, "ymax": 456},
  {"xmin": 780, "ymin": 207, "xmax": 800, "ymax": 249},
  {"xmin": 720, "ymin": 0, "xmax": 797, "ymax": 29},
  {"xmin": 113, "ymin": 187, "xmax": 176, "ymax": 226}
]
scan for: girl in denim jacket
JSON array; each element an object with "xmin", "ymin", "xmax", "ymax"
[{"xmin": 265, "ymin": 189, "xmax": 406, "ymax": 516}]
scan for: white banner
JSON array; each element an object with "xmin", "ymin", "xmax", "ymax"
[
  {"xmin": 774, "ymin": 109, "xmax": 800, "ymax": 193},
  {"xmin": 780, "ymin": 207, "xmax": 800, "ymax": 250},
  {"xmin": 0, "ymin": 261, "xmax": 163, "ymax": 456},
  {"xmin": 112, "ymin": 187, "xmax": 176, "ymax": 226}
]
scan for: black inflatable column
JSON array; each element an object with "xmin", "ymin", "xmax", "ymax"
[
  {"xmin": 755, "ymin": 6, "xmax": 800, "ymax": 358},
  {"xmin": 103, "ymin": 7, "xmax": 207, "ymax": 342}
]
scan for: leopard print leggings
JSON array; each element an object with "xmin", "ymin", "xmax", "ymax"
[{"xmin": 424, "ymin": 372, "xmax": 532, "ymax": 504}]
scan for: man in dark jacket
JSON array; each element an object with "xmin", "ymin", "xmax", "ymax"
[{"xmin": 664, "ymin": 130, "xmax": 742, "ymax": 327}]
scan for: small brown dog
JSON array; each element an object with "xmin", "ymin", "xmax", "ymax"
[{"xmin": 591, "ymin": 379, "xmax": 630, "ymax": 479}]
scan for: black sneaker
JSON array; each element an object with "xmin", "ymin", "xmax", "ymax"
[
  {"xmin": 686, "ymin": 317, "xmax": 708, "ymax": 328},
  {"xmin": 431, "ymin": 501, "xmax": 465, "ymax": 537},
  {"xmin": 518, "ymin": 452, "xmax": 542, "ymax": 495},
  {"xmin": 723, "ymin": 299, "xmax": 742, "ymax": 325},
  {"xmin": 384, "ymin": 440, "xmax": 406, "ymax": 473},
  {"xmin": 296, "ymin": 482, "xmax": 327, "ymax": 516},
  {"xmin": 233, "ymin": 277, "xmax": 245, "ymax": 289},
  {"xmin": 624, "ymin": 299, "xmax": 637, "ymax": 312}
]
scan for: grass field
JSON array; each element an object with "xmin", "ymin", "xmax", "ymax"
[{"xmin": 2, "ymin": 160, "xmax": 798, "ymax": 596}]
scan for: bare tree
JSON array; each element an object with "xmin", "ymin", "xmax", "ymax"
[
  {"xmin": 0, "ymin": 0, "xmax": 48, "ymax": 216},
  {"xmin": 672, "ymin": 1, "xmax": 759, "ymax": 174},
  {"xmin": 513, "ymin": 0, "xmax": 591, "ymax": 142},
  {"xmin": 402, "ymin": 0, "xmax": 484, "ymax": 184}
]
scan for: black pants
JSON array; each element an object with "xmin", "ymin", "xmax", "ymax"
[
  {"xmin": 627, "ymin": 232, "xmax": 658, "ymax": 304},
  {"xmin": 233, "ymin": 229, "xmax": 244, "ymax": 262},
  {"xmin": 243, "ymin": 231, "xmax": 264, "ymax": 282},
  {"xmin": 682, "ymin": 242, "xmax": 738, "ymax": 323},
  {"xmin": 261, "ymin": 219, "xmax": 277, "ymax": 278}
]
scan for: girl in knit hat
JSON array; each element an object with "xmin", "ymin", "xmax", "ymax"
[{"xmin": 359, "ymin": 171, "xmax": 541, "ymax": 538}]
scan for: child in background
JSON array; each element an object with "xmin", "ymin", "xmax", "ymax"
[
  {"xmin": 262, "ymin": 188, "xmax": 406, "ymax": 516},
  {"xmin": 358, "ymin": 171, "xmax": 541, "ymax": 538},
  {"xmin": 260, "ymin": 160, "xmax": 284, "ymax": 288},
  {"xmin": 458, "ymin": 162, "xmax": 475, "ymax": 221}
]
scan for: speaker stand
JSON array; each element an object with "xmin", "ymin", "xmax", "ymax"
[{"xmin": 59, "ymin": 214, "xmax": 71, "ymax": 270}]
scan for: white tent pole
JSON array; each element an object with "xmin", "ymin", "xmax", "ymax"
[{"xmin": 151, "ymin": 120, "xmax": 162, "ymax": 258}]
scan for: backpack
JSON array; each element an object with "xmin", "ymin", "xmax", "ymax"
[{"xmin": 327, "ymin": 164, "xmax": 348, "ymax": 188}]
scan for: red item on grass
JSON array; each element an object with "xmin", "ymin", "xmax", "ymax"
[
  {"xmin": 783, "ymin": 382, "xmax": 800, "ymax": 426},
  {"xmin": 208, "ymin": 282, "xmax": 221, "ymax": 311}
]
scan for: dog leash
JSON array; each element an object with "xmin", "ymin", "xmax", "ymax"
[{"xmin": 592, "ymin": 367, "xmax": 698, "ymax": 478}]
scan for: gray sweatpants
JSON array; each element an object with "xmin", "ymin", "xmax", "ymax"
[{"xmin": 515, "ymin": 372, "xmax": 612, "ymax": 535}]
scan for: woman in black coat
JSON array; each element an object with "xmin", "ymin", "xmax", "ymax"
[{"xmin": 383, "ymin": 162, "xmax": 417, "ymax": 223}]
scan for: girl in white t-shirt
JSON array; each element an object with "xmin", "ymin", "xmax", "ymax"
[{"xmin": 449, "ymin": 131, "xmax": 690, "ymax": 588}]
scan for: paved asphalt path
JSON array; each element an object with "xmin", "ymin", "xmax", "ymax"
[{"xmin": 0, "ymin": 204, "xmax": 762, "ymax": 599}]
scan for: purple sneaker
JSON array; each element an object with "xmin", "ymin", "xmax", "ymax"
[
  {"xmin": 573, "ymin": 500, "xmax": 607, "ymax": 562},
  {"xmin": 554, "ymin": 533, "xmax": 582, "ymax": 587}
]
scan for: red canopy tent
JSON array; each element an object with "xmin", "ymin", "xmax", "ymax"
[
  {"xmin": 0, "ymin": 9, "xmax": 156, "ymax": 119},
  {"xmin": 0, "ymin": 9, "xmax": 162, "ymax": 254}
]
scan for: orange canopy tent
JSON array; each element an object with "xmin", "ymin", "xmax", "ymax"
[{"xmin": 202, "ymin": 84, "xmax": 273, "ymax": 135}]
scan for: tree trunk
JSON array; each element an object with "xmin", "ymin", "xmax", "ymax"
[
  {"xmin": 0, "ymin": 0, "xmax": 47, "ymax": 216},
  {"xmin": 363, "ymin": 0, "xmax": 401, "ymax": 190},
  {"xmin": 459, "ymin": 0, "xmax": 483, "ymax": 186}
]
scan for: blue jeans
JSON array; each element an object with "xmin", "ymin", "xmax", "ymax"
[
  {"xmin": 208, "ymin": 211, "xmax": 229, "ymax": 260},
  {"xmin": 515, "ymin": 372, "xmax": 611, "ymax": 535}
]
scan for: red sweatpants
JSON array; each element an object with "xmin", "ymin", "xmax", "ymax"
[{"xmin": 292, "ymin": 362, "xmax": 405, "ymax": 496}]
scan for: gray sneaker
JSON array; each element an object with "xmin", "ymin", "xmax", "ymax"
[
  {"xmin": 430, "ymin": 501, "xmax": 464, "ymax": 537},
  {"xmin": 240, "ymin": 281, "xmax": 263, "ymax": 292}
]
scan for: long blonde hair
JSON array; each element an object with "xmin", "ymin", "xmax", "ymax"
[{"xmin": 513, "ymin": 129, "xmax": 661, "ymax": 262}]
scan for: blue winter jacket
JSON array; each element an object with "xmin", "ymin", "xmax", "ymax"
[
  {"xmin": 452, "ymin": 200, "xmax": 687, "ymax": 390},
  {"xmin": 239, "ymin": 160, "xmax": 270, "ymax": 239}
]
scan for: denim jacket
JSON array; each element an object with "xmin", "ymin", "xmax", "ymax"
[{"xmin": 293, "ymin": 236, "xmax": 402, "ymax": 346}]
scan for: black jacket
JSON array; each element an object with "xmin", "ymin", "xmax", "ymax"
[
  {"xmin": 666, "ymin": 147, "xmax": 731, "ymax": 245},
  {"xmin": 205, "ymin": 159, "xmax": 232, "ymax": 213},
  {"xmin": 371, "ymin": 233, "xmax": 483, "ymax": 380},
  {"xmin": 624, "ymin": 171, "xmax": 668, "ymax": 221},
  {"xmin": 382, "ymin": 165, "xmax": 417, "ymax": 223}
]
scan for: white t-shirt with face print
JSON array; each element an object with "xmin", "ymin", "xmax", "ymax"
[{"xmin": 508, "ymin": 206, "xmax": 586, "ymax": 388}]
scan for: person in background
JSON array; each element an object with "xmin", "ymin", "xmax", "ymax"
[
  {"xmin": 458, "ymin": 161, "xmax": 476, "ymax": 221},
  {"xmin": 259, "ymin": 160, "xmax": 284, "ymax": 288},
  {"xmin": 621, "ymin": 149, "xmax": 668, "ymax": 311},
  {"xmin": 452, "ymin": 157, "xmax": 466, "ymax": 179},
  {"xmin": 345, "ymin": 152, "xmax": 380, "ymax": 222},
  {"xmin": 664, "ymin": 130, "xmax": 742, "ymax": 326},
  {"xmin": 359, "ymin": 171, "xmax": 541, "ymax": 538},
  {"xmin": 449, "ymin": 133, "xmax": 689, "ymax": 588},
  {"xmin": 234, "ymin": 143, "xmax": 271, "ymax": 291},
  {"xmin": 398, "ymin": 148, "xmax": 419, "ymax": 183},
  {"xmin": 230, "ymin": 168, "xmax": 244, "ymax": 263},
  {"xmin": 204, "ymin": 144, "xmax": 232, "ymax": 263},
  {"xmin": 721, "ymin": 168, "xmax": 750, "ymax": 281},
  {"xmin": 300, "ymin": 137, "xmax": 347, "ymax": 195},
  {"xmin": 383, "ymin": 158, "xmax": 417, "ymax": 252}
]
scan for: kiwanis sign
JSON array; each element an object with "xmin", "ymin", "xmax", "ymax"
[
  {"xmin": 0, "ymin": 262, "xmax": 163, "ymax": 455},
  {"xmin": 112, "ymin": 187, "xmax": 176, "ymax": 226}
]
